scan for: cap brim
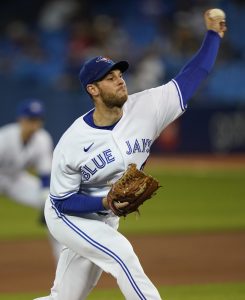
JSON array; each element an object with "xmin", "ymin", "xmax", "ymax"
[
  {"xmin": 95, "ymin": 61, "xmax": 129, "ymax": 82},
  {"xmin": 110, "ymin": 61, "xmax": 129, "ymax": 73}
]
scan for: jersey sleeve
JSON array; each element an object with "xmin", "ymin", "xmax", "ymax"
[
  {"xmin": 49, "ymin": 146, "xmax": 81, "ymax": 200},
  {"xmin": 146, "ymin": 81, "xmax": 185, "ymax": 138}
]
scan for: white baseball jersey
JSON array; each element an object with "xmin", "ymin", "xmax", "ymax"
[
  {"xmin": 0, "ymin": 123, "xmax": 53, "ymax": 177},
  {"xmin": 50, "ymin": 81, "xmax": 184, "ymax": 201},
  {"xmin": 0, "ymin": 123, "xmax": 53, "ymax": 207}
]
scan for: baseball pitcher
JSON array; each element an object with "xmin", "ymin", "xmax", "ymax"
[{"xmin": 35, "ymin": 9, "xmax": 226, "ymax": 300}]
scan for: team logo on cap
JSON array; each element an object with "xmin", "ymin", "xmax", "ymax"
[
  {"xmin": 30, "ymin": 101, "xmax": 42, "ymax": 113},
  {"xmin": 29, "ymin": 101, "xmax": 43, "ymax": 114},
  {"xmin": 96, "ymin": 56, "xmax": 113, "ymax": 64}
]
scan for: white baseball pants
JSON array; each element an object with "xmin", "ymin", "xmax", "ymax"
[{"xmin": 38, "ymin": 198, "xmax": 162, "ymax": 300}]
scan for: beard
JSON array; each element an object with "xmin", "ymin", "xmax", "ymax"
[{"xmin": 98, "ymin": 86, "xmax": 128, "ymax": 108}]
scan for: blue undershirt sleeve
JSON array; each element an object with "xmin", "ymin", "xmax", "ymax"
[
  {"xmin": 40, "ymin": 174, "xmax": 50, "ymax": 188},
  {"xmin": 174, "ymin": 30, "xmax": 221, "ymax": 106},
  {"xmin": 53, "ymin": 193, "xmax": 105, "ymax": 215}
]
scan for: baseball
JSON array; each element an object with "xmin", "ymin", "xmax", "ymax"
[{"xmin": 208, "ymin": 8, "xmax": 226, "ymax": 19}]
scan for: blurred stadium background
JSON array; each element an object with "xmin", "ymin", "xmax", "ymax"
[{"xmin": 0, "ymin": 0, "xmax": 244, "ymax": 153}]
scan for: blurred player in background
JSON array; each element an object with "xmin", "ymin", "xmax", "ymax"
[{"xmin": 0, "ymin": 98, "xmax": 61, "ymax": 262}]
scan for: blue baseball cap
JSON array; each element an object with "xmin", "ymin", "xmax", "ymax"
[
  {"xmin": 17, "ymin": 99, "xmax": 45, "ymax": 118},
  {"xmin": 79, "ymin": 56, "xmax": 129, "ymax": 90}
]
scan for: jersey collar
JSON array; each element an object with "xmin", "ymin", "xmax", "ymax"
[{"xmin": 83, "ymin": 109, "xmax": 120, "ymax": 130}]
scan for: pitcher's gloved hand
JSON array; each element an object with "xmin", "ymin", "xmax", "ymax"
[{"xmin": 105, "ymin": 163, "xmax": 160, "ymax": 217}]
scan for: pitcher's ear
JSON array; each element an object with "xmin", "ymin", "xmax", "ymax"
[{"xmin": 86, "ymin": 84, "xmax": 99, "ymax": 96}]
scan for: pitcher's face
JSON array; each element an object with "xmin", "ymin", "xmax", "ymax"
[{"xmin": 93, "ymin": 69, "xmax": 128, "ymax": 108}]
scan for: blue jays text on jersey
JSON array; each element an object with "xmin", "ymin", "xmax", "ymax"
[{"xmin": 80, "ymin": 138, "xmax": 152, "ymax": 181}]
